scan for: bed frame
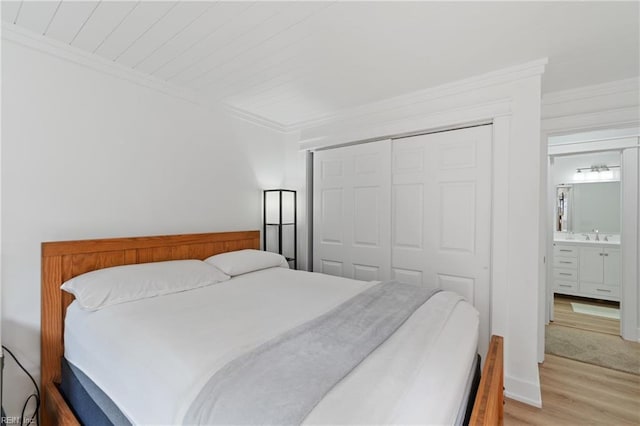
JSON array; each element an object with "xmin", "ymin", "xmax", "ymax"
[{"xmin": 40, "ymin": 230, "xmax": 503, "ymax": 425}]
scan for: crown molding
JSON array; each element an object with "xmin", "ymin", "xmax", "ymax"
[
  {"xmin": 542, "ymin": 105, "xmax": 640, "ymax": 134},
  {"xmin": 1, "ymin": 23, "xmax": 209, "ymax": 108},
  {"xmin": 300, "ymin": 98, "xmax": 512, "ymax": 150},
  {"xmin": 289, "ymin": 58, "xmax": 547, "ymax": 132},
  {"xmin": 222, "ymin": 103, "xmax": 292, "ymax": 133},
  {"xmin": 542, "ymin": 76, "xmax": 640, "ymax": 106}
]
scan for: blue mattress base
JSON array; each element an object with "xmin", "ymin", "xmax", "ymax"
[
  {"xmin": 463, "ymin": 354, "xmax": 482, "ymax": 426},
  {"xmin": 59, "ymin": 358, "xmax": 131, "ymax": 426}
]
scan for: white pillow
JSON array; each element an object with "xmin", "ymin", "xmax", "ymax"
[
  {"xmin": 205, "ymin": 249, "xmax": 289, "ymax": 276},
  {"xmin": 61, "ymin": 259, "xmax": 230, "ymax": 311}
]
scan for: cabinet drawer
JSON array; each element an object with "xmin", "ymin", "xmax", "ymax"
[
  {"xmin": 553, "ymin": 268, "xmax": 578, "ymax": 281},
  {"xmin": 580, "ymin": 282, "xmax": 620, "ymax": 298},
  {"xmin": 553, "ymin": 256, "xmax": 578, "ymax": 269},
  {"xmin": 554, "ymin": 245, "xmax": 578, "ymax": 258},
  {"xmin": 554, "ymin": 280, "xmax": 578, "ymax": 292}
]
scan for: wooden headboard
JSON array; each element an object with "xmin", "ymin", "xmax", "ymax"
[{"xmin": 40, "ymin": 230, "xmax": 260, "ymax": 424}]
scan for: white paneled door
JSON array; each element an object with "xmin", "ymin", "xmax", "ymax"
[
  {"xmin": 313, "ymin": 125, "xmax": 492, "ymax": 356},
  {"xmin": 392, "ymin": 125, "xmax": 492, "ymax": 356},
  {"xmin": 313, "ymin": 140, "xmax": 392, "ymax": 281}
]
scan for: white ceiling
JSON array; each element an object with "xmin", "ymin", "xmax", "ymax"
[{"xmin": 2, "ymin": 1, "xmax": 639, "ymax": 129}]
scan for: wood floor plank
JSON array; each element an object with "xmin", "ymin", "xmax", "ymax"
[
  {"xmin": 504, "ymin": 354, "xmax": 640, "ymax": 425},
  {"xmin": 552, "ymin": 295, "xmax": 619, "ymax": 335}
]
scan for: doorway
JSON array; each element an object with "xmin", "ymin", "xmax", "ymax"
[
  {"xmin": 548, "ymin": 150, "xmax": 622, "ymax": 335},
  {"xmin": 544, "ymin": 132, "xmax": 640, "ymax": 373}
]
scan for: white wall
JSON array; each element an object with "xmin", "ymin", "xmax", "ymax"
[
  {"xmin": 298, "ymin": 60, "xmax": 547, "ymax": 407},
  {"xmin": 1, "ymin": 39, "xmax": 288, "ymax": 417}
]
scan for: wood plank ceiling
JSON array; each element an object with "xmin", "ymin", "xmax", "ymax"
[{"xmin": 2, "ymin": 1, "xmax": 638, "ymax": 130}]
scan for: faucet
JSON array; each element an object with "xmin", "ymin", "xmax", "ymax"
[
  {"xmin": 593, "ymin": 228, "xmax": 599, "ymax": 241},
  {"xmin": 582, "ymin": 233, "xmax": 590, "ymax": 241}
]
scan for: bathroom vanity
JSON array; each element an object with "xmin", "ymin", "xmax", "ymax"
[
  {"xmin": 553, "ymin": 179, "xmax": 621, "ymax": 301},
  {"xmin": 553, "ymin": 236, "xmax": 620, "ymax": 301}
]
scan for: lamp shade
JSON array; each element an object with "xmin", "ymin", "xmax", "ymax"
[
  {"xmin": 263, "ymin": 189, "xmax": 297, "ymax": 269},
  {"xmin": 265, "ymin": 191, "xmax": 281, "ymax": 224}
]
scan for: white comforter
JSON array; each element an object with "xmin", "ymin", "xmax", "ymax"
[{"xmin": 64, "ymin": 267, "xmax": 479, "ymax": 425}]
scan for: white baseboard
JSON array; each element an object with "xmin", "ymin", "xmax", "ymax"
[{"xmin": 505, "ymin": 375, "xmax": 542, "ymax": 408}]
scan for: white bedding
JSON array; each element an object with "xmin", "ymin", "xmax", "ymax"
[{"xmin": 64, "ymin": 267, "xmax": 479, "ymax": 425}]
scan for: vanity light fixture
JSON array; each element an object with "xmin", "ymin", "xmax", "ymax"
[
  {"xmin": 574, "ymin": 164, "xmax": 620, "ymax": 182},
  {"xmin": 600, "ymin": 168, "xmax": 614, "ymax": 181}
]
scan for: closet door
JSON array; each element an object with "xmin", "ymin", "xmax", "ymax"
[
  {"xmin": 391, "ymin": 125, "xmax": 492, "ymax": 355},
  {"xmin": 313, "ymin": 140, "xmax": 391, "ymax": 281}
]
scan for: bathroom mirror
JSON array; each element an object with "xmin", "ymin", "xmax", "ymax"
[
  {"xmin": 556, "ymin": 182, "xmax": 621, "ymax": 233},
  {"xmin": 556, "ymin": 186, "xmax": 571, "ymax": 232}
]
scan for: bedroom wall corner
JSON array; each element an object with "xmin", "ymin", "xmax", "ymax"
[
  {"xmin": 0, "ymin": 38, "xmax": 290, "ymax": 418},
  {"xmin": 281, "ymin": 130, "xmax": 308, "ymax": 271}
]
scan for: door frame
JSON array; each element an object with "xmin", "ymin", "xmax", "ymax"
[{"xmin": 543, "ymin": 133, "xmax": 639, "ymax": 354}]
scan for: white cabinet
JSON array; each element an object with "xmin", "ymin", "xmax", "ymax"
[
  {"xmin": 603, "ymin": 249, "xmax": 621, "ymax": 286},
  {"xmin": 553, "ymin": 243, "xmax": 620, "ymax": 301},
  {"xmin": 579, "ymin": 247, "xmax": 604, "ymax": 283},
  {"xmin": 552, "ymin": 243, "xmax": 578, "ymax": 294},
  {"xmin": 578, "ymin": 246, "xmax": 620, "ymax": 299}
]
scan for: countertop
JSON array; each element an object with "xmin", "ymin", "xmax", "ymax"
[{"xmin": 554, "ymin": 235, "xmax": 620, "ymax": 248}]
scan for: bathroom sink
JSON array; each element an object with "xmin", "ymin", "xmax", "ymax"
[{"xmin": 554, "ymin": 234, "xmax": 620, "ymax": 246}]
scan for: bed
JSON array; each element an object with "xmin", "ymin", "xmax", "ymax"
[{"xmin": 41, "ymin": 230, "xmax": 503, "ymax": 425}]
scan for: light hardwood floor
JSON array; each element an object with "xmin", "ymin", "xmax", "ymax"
[
  {"xmin": 504, "ymin": 354, "xmax": 640, "ymax": 425},
  {"xmin": 552, "ymin": 295, "xmax": 619, "ymax": 335},
  {"xmin": 506, "ymin": 296, "xmax": 637, "ymax": 425}
]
